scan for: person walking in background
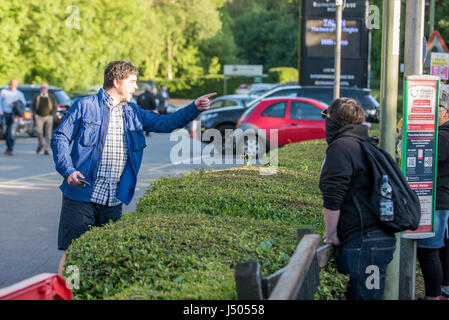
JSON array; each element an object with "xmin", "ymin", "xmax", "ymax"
[
  {"xmin": 137, "ymin": 84, "xmax": 157, "ymax": 112},
  {"xmin": 32, "ymin": 83, "xmax": 56, "ymax": 155},
  {"xmin": 319, "ymin": 98, "xmax": 396, "ymax": 300},
  {"xmin": 137, "ymin": 84, "xmax": 158, "ymax": 136},
  {"xmin": 416, "ymin": 84, "xmax": 449, "ymax": 300},
  {"xmin": 0, "ymin": 80, "xmax": 26, "ymax": 156},
  {"xmin": 51, "ymin": 60, "xmax": 216, "ymax": 277},
  {"xmin": 157, "ymin": 85, "xmax": 169, "ymax": 115}
]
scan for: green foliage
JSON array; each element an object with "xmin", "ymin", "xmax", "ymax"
[
  {"xmin": 0, "ymin": 0, "xmax": 224, "ymax": 93},
  {"xmin": 315, "ymin": 258, "xmax": 350, "ymax": 300},
  {"xmin": 232, "ymin": 7, "xmax": 298, "ymax": 71},
  {"xmin": 66, "ymin": 211, "xmax": 297, "ymax": 300},
  {"xmin": 135, "ymin": 167, "xmax": 323, "ymax": 230},
  {"xmin": 208, "ymin": 57, "xmax": 221, "ymax": 75},
  {"xmin": 66, "ymin": 137, "xmax": 350, "ymax": 300},
  {"xmin": 268, "ymin": 67, "xmax": 299, "ymax": 83}
]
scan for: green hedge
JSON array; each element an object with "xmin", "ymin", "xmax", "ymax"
[
  {"xmin": 267, "ymin": 67, "xmax": 299, "ymax": 83},
  {"xmin": 66, "ymin": 212, "xmax": 297, "ymax": 300},
  {"xmin": 65, "ymin": 139, "xmax": 349, "ymax": 300}
]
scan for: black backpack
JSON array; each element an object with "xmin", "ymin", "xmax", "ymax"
[{"xmin": 351, "ymin": 137, "xmax": 421, "ymax": 233}]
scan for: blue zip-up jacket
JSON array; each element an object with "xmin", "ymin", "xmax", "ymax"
[{"xmin": 51, "ymin": 88, "xmax": 201, "ymax": 205}]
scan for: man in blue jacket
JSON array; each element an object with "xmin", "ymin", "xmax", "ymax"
[{"xmin": 51, "ymin": 60, "xmax": 215, "ymax": 276}]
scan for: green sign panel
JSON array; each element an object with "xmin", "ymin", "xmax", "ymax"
[{"xmin": 401, "ymin": 75, "xmax": 440, "ymax": 239}]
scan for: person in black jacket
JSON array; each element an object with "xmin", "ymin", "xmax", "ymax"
[
  {"xmin": 319, "ymin": 97, "xmax": 396, "ymax": 300},
  {"xmin": 137, "ymin": 85, "xmax": 157, "ymax": 112},
  {"xmin": 416, "ymin": 84, "xmax": 449, "ymax": 300}
]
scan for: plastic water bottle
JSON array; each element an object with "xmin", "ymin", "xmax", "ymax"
[{"xmin": 380, "ymin": 175, "xmax": 394, "ymax": 222}]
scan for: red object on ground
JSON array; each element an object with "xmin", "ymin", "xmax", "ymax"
[{"xmin": 0, "ymin": 273, "xmax": 72, "ymax": 300}]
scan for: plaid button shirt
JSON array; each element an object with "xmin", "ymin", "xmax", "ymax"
[{"xmin": 90, "ymin": 90, "xmax": 129, "ymax": 206}]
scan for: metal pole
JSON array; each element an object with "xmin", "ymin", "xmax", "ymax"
[
  {"xmin": 298, "ymin": 0, "xmax": 302, "ymax": 84},
  {"xmin": 400, "ymin": 0, "xmax": 426, "ymax": 300},
  {"xmin": 334, "ymin": 0, "xmax": 343, "ymax": 99},
  {"xmin": 429, "ymin": 0, "xmax": 435, "ymax": 38},
  {"xmin": 367, "ymin": 29, "xmax": 372, "ymax": 89},
  {"xmin": 380, "ymin": 0, "xmax": 402, "ymax": 300}
]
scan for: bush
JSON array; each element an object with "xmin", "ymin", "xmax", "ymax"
[
  {"xmin": 66, "ymin": 212, "xmax": 297, "ymax": 300},
  {"xmin": 267, "ymin": 67, "xmax": 299, "ymax": 83},
  {"xmin": 135, "ymin": 167, "xmax": 324, "ymax": 230},
  {"xmin": 65, "ymin": 140, "xmax": 349, "ymax": 300}
]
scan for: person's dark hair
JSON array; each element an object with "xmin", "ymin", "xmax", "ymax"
[
  {"xmin": 328, "ymin": 97, "xmax": 365, "ymax": 126},
  {"xmin": 103, "ymin": 61, "xmax": 139, "ymax": 90}
]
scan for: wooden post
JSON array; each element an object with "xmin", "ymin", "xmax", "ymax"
[
  {"xmin": 269, "ymin": 234, "xmax": 320, "ymax": 300},
  {"xmin": 297, "ymin": 227, "xmax": 314, "ymax": 245},
  {"xmin": 234, "ymin": 261, "xmax": 263, "ymax": 300}
]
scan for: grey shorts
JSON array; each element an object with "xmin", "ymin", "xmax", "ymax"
[{"xmin": 58, "ymin": 195, "xmax": 122, "ymax": 250}]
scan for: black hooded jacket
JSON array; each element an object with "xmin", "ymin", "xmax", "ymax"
[
  {"xmin": 436, "ymin": 121, "xmax": 449, "ymax": 210},
  {"xmin": 319, "ymin": 123, "xmax": 385, "ymax": 243}
]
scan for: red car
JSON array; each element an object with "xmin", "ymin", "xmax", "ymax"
[{"xmin": 235, "ymin": 97, "xmax": 328, "ymax": 157}]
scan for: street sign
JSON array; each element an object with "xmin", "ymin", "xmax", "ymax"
[
  {"xmin": 223, "ymin": 65, "xmax": 263, "ymax": 77},
  {"xmin": 430, "ymin": 52, "xmax": 449, "ymax": 80},
  {"xmin": 401, "ymin": 75, "xmax": 440, "ymax": 239},
  {"xmin": 300, "ymin": 0, "xmax": 369, "ymax": 88},
  {"xmin": 423, "ymin": 30, "xmax": 449, "ymax": 73}
]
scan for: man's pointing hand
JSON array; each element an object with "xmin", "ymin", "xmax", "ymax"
[{"xmin": 194, "ymin": 92, "xmax": 217, "ymax": 111}]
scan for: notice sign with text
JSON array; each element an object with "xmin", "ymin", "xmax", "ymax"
[
  {"xmin": 401, "ymin": 75, "xmax": 440, "ymax": 239},
  {"xmin": 431, "ymin": 52, "xmax": 449, "ymax": 80}
]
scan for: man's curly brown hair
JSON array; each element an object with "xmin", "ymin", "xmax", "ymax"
[
  {"xmin": 328, "ymin": 97, "xmax": 366, "ymax": 126},
  {"xmin": 103, "ymin": 60, "xmax": 139, "ymax": 90}
]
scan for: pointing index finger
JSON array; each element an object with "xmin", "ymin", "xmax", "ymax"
[{"xmin": 200, "ymin": 92, "xmax": 217, "ymax": 100}]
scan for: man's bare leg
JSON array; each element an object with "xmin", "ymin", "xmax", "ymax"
[{"xmin": 58, "ymin": 250, "xmax": 67, "ymax": 277}]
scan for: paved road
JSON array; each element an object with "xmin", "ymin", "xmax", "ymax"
[{"xmin": 0, "ymin": 129, "xmax": 244, "ymax": 288}]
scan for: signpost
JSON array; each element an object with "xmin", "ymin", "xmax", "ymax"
[
  {"xmin": 401, "ymin": 75, "xmax": 440, "ymax": 240},
  {"xmin": 299, "ymin": 0, "xmax": 369, "ymax": 88},
  {"xmin": 423, "ymin": 31, "xmax": 449, "ymax": 74},
  {"xmin": 223, "ymin": 65, "xmax": 263, "ymax": 77},
  {"xmin": 223, "ymin": 65, "xmax": 264, "ymax": 95},
  {"xmin": 430, "ymin": 53, "xmax": 449, "ymax": 81}
]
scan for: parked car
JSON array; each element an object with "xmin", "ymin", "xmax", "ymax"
[
  {"xmin": 0, "ymin": 84, "xmax": 71, "ymax": 138},
  {"xmin": 246, "ymin": 85, "xmax": 380, "ymax": 122},
  {"xmin": 235, "ymin": 83, "xmax": 276, "ymax": 95},
  {"xmin": 235, "ymin": 97, "xmax": 328, "ymax": 157},
  {"xmin": 210, "ymin": 94, "xmax": 255, "ymax": 109}
]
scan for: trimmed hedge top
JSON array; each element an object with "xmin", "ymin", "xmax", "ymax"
[
  {"xmin": 66, "ymin": 211, "xmax": 297, "ymax": 300},
  {"xmin": 135, "ymin": 166, "xmax": 324, "ymax": 230}
]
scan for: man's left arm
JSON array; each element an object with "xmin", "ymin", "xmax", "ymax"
[
  {"xmin": 140, "ymin": 92, "xmax": 216, "ymax": 133},
  {"xmin": 19, "ymin": 91, "xmax": 26, "ymax": 106}
]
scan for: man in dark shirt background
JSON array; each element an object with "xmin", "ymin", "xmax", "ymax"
[
  {"xmin": 32, "ymin": 83, "xmax": 56, "ymax": 155},
  {"xmin": 137, "ymin": 85, "xmax": 158, "ymax": 136},
  {"xmin": 137, "ymin": 85, "xmax": 157, "ymax": 112}
]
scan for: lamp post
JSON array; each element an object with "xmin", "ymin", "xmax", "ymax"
[{"xmin": 334, "ymin": 0, "xmax": 343, "ymax": 99}]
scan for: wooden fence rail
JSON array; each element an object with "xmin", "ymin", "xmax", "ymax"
[{"xmin": 234, "ymin": 228, "xmax": 337, "ymax": 300}]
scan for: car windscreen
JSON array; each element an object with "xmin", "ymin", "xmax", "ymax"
[
  {"xmin": 21, "ymin": 90, "xmax": 38, "ymax": 103},
  {"xmin": 241, "ymin": 97, "xmax": 256, "ymax": 107},
  {"xmin": 246, "ymin": 89, "xmax": 299, "ymax": 109},
  {"xmin": 299, "ymin": 90, "xmax": 333, "ymax": 104},
  {"xmin": 53, "ymin": 90, "xmax": 72, "ymax": 106}
]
